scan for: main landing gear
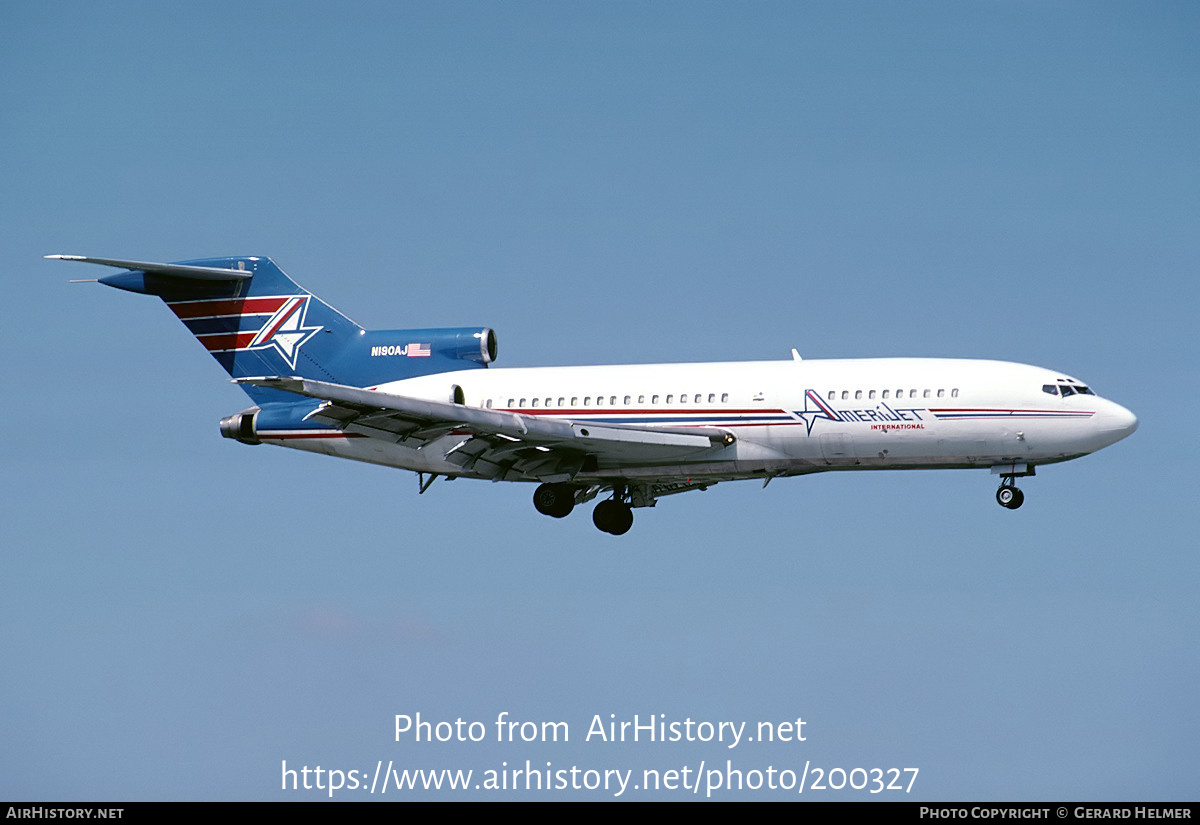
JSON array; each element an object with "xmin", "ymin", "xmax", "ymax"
[
  {"xmin": 592, "ymin": 498, "xmax": 634, "ymax": 536},
  {"xmin": 532, "ymin": 482, "xmax": 635, "ymax": 535},
  {"xmin": 995, "ymin": 478, "xmax": 1025, "ymax": 510},
  {"xmin": 532, "ymin": 482, "xmax": 575, "ymax": 519}
]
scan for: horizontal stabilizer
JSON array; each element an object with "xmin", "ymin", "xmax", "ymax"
[{"xmin": 46, "ymin": 255, "xmax": 252, "ymax": 281}]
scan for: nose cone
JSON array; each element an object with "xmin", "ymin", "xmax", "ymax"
[
  {"xmin": 1117, "ymin": 404, "xmax": 1137, "ymax": 435},
  {"xmin": 1099, "ymin": 401, "xmax": 1138, "ymax": 447}
]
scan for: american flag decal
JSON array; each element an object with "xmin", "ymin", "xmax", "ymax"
[{"xmin": 407, "ymin": 343, "xmax": 431, "ymax": 357}]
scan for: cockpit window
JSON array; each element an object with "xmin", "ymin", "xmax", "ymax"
[
  {"xmin": 1047, "ymin": 381, "xmax": 1096, "ymax": 397},
  {"xmin": 1060, "ymin": 378, "xmax": 1099, "ymax": 395}
]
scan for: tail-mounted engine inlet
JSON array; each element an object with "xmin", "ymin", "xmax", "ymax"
[{"xmin": 219, "ymin": 408, "xmax": 261, "ymax": 445}]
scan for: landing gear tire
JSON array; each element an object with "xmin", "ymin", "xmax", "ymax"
[
  {"xmin": 533, "ymin": 483, "xmax": 575, "ymax": 518},
  {"xmin": 593, "ymin": 500, "xmax": 634, "ymax": 535},
  {"xmin": 996, "ymin": 486, "xmax": 1025, "ymax": 509}
]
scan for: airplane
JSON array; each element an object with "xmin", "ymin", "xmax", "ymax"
[{"xmin": 53, "ymin": 253, "xmax": 1138, "ymax": 535}]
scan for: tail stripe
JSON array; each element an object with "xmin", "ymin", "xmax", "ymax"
[
  {"xmin": 182, "ymin": 316, "xmax": 270, "ymax": 336},
  {"xmin": 167, "ymin": 296, "xmax": 292, "ymax": 320},
  {"xmin": 196, "ymin": 331, "xmax": 259, "ymax": 352},
  {"xmin": 169, "ymin": 294, "xmax": 315, "ymax": 354}
]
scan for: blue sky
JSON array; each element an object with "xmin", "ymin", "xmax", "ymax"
[{"xmin": 2, "ymin": 1, "xmax": 1196, "ymax": 800}]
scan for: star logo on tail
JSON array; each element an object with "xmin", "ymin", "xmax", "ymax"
[{"xmin": 247, "ymin": 295, "xmax": 322, "ymax": 369}]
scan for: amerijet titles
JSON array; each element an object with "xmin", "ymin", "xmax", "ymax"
[{"xmin": 791, "ymin": 389, "xmax": 927, "ymax": 435}]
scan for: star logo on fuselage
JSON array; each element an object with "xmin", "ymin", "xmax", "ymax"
[
  {"xmin": 790, "ymin": 389, "xmax": 842, "ymax": 435},
  {"xmin": 247, "ymin": 295, "xmax": 322, "ymax": 369}
]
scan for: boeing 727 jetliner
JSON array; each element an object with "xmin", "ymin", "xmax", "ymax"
[{"xmin": 54, "ymin": 254, "xmax": 1138, "ymax": 534}]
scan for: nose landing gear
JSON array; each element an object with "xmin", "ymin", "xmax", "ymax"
[
  {"xmin": 992, "ymin": 463, "xmax": 1034, "ymax": 510},
  {"xmin": 995, "ymin": 478, "xmax": 1025, "ymax": 509}
]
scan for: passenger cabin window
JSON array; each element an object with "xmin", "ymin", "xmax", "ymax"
[{"xmin": 721, "ymin": 393, "xmax": 729, "ymax": 402}]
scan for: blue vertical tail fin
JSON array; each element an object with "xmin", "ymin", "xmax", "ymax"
[
  {"xmin": 53, "ymin": 254, "xmax": 497, "ymax": 406},
  {"xmin": 54, "ymin": 255, "xmax": 360, "ymax": 405}
]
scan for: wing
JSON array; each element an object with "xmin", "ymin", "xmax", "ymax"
[{"xmin": 238, "ymin": 376, "xmax": 736, "ymax": 483}]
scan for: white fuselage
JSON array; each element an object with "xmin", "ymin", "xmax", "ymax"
[{"xmin": 268, "ymin": 357, "xmax": 1137, "ymax": 484}]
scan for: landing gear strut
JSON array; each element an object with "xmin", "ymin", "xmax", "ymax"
[{"xmin": 995, "ymin": 478, "xmax": 1025, "ymax": 509}]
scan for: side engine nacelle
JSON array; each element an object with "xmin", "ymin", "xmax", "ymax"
[
  {"xmin": 220, "ymin": 401, "xmax": 341, "ymax": 445},
  {"xmin": 219, "ymin": 408, "xmax": 261, "ymax": 445}
]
